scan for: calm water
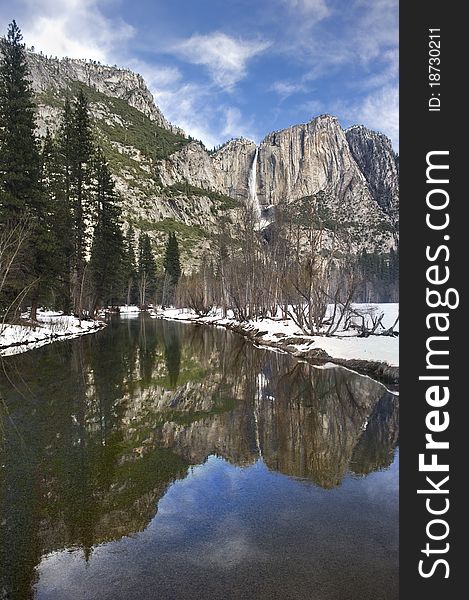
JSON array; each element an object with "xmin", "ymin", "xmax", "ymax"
[{"xmin": 0, "ymin": 316, "xmax": 399, "ymax": 600}]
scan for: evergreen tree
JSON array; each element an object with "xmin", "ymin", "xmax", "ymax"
[
  {"xmin": 89, "ymin": 150, "xmax": 124, "ymax": 312},
  {"xmin": 69, "ymin": 90, "xmax": 94, "ymax": 317},
  {"xmin": 0, "ymin": 21, "xmax": 39, "ymax": 220},
  {"xmin": 122, "ymin": 224, "xmax": 137, "ymax": 305},
  {"xmin": 163, "ymin": 231, "xmax": 181, "ymax": 285},
  {"xmin": 0, "ymin": 21, "xmax": 50, "ymax": 320},
  {"xmin": 59, "ymin": 98, "xmax": 73, "ymax": 203},
  {"xmin": 137, "ymin": 233, "xmax": 156, "ymax": 307},
  {"xmin": 41, "ymin": 130, "xmax": 73, "ymax": 312},
  {"xmin": 161, "ymin": 232, "xmax": 181, "ymax": 307}
]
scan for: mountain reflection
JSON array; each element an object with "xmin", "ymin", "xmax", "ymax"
[{"xmin": 0, "ymin": 316, "xmax": 398, "ymax": 599}]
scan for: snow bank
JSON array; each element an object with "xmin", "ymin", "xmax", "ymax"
[
  {"xmin": 156, "ymin": 304, "xmax": 399, "ymax": 370},
  {"xmin": 0, "ymin": 310, "xmax": 106, "ymax": 357},
  {"xmin": 116, "ymin": 305, "xmax": 141, "ymax": 314}
]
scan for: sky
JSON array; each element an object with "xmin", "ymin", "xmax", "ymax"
[{"xmin": 0, "ymin": 0, "xmax": 398, "ymax": 150}]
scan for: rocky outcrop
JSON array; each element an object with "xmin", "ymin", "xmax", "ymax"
[
  {"xmin": 157, "ymin": 137, "xmax": 258, "ymax": 205},
  {"xmin": 155, "ymin": 116, "xmax": 397, "ymax": 252},
  {"xmin": 257, "ymin": 115, "xmax": 359, "ymax": 204},
  {"xmin": 212, "ymin": 138, "xmax": 257, "ymax": 202},
  {"xmin": 27, "ymin": 51, "xmax": 182, "ymax": 134},
  {"xmin": 21, "ymin": 49, "xmax": 399, "ymax": 260},
  {"xmin": 256, "ymin": 115, "xmax": 395, "ymax": 249},
  {"xmin": 157, "ymin": 141, "xmax": 220, "ymax": 189},
  {"xmin": 345, "ymin": 125, "xmax": 399, "ymax": 227}
]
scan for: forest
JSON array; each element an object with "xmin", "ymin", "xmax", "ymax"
[{"xmin": 0, "ymin": 21, "xmax": 183, "ymax": 321}]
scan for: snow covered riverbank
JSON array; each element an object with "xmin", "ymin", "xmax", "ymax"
[
  {"xmin": 155, "ymin": 304, "xmax": 399, "ymax": 384},
  {"xmin": 0, "ymin": 311, "xmax": 106, "ymax": 357}
]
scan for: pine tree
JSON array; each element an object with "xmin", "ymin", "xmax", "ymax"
[
  {"xmin": 89, "ymin": 150, "xmax": 124, "ymax": 312},
  {"xmin": 163, "ymin": 232, "xmax": 181, "ymax": 285},
  {"xmin": 51, "ymin": 98, "xmax": 76, "ymax": 312},
  {"xmin": 137, "ymin": 233, "xmax": 156, "ymax": 307},
  {"xmin": 69, "ymin": 90, "xmax": 94, "ymax": 317},
  {"xmin": 122, "ymin": 224, "xmax": 137, "ymax": 305},
  {"xmin": 40, "ymin": 130, "xmax": 72, "ymax": 311},
  {"xmin": 0, "ymin": 21, "xmax": 49, "ymax": 320},
  {"xmin": 59, "ymin": 97, "xmax": 74, "ymax": 211},
  {"xmin": 0, "ymin": 21, "xmax": 39, "ymax": 220},
  {"xmin": 161, "ymin": 232, "xmax": 181, "ymax": 307}
]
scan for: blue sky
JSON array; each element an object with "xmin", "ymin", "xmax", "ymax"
[{"xmin": 0, "ymin": 0, "xmax": 398, "ymax": 149}]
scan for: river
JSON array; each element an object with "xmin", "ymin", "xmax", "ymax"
[{"xmin": 0, "ymin": 315, "xmax": 399, "ymax": 600}]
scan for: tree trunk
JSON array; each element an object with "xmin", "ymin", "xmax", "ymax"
[{"xmin": 30, "ymin": 296, "xmax": 38, "ymax": 322}]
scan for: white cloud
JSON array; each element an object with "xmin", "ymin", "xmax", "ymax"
[
  {"xmin": 152, "ymin": 81, "xmax": 221, "ymax": 148},
  {"xmin": 277, "ymin": 0, "xmax": 398, "ymax": 82},
  {"xmin": 270, "ymin": 80, "xmax": 306, "ymax": 99},
  {"xmin": 352, "ymin": 0, "xmax": 398, "ymax": 63},
  {"xmin": 128, "ymin": 61, "xmax": 182, "ymax": 90},
  {"xmin": 152, "ymin": 80, "xmax": 259, "ymax": 149},
  {"xmin": 0, "ymin": 0, "xmax": 134, "ymax": 63},
  {"xmin": 173, "ymin": 32, "xmax": 270, "ymax": 91},
  {"xmin": 1, "ymin": 3, "xmax": 261, "ymax": 148},
  {"xmin": 220, "ymin": 106, "xmax": 257, "ymax": 142},
  {"xmin": 0, "ymin": 0, "xmax": 398, "ymax": 152},
  {"xmin": 338, "ymin": 84, "xmax": 399, "ymax": 151},
  {"xmin": 297, "ymin": 99, "xmax": 324, "ymax": 117},
  {"xmin": 359, "ymin": 49, "xmax": 398, "ymax": 91}
]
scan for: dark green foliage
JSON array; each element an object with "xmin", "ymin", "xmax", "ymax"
[
  {"xmin": 68, "ymin": 81, "xmax": 188, "ymax": 162},
  {"xmin": 163, "ymin": 323, "xmax": 181, "ymax": 387},
  {"xmin": 160, "ymin": 232, "xmax": 181, "ymax": 308},
  {"xmin": 40, "ymin": 130, "xmax": 73, "ymax": 311},
  {"xmin": 89, "ymin": 150, "xmax": 124, "ymax": 310},
  {"xmin": 69, "ymin": 90, "xmax": 94, "ymax": 311},
  {"xmin": 0, "ymin": 21, "xmax": 40, "ymax": 220},
  {"xmin": 163, "ymin": 232, "xmax": 181, "ymax": 285},
  {"xmin": 122, "ymin": 224, "xmax": 138, "ymax": 305},
  {"xmin": 1, "ymin": 21, "xmax": 139, "ymax": 318},
  {"xmin": 0, "ymin": 21, "xmax": 49, "ymax": 319},
  {"xmin": 357, "ymin": 248, "xmax": 399, "ymax": 302},
  {"xmin": 137, "ymin": 233, "xmax": 157, "ymax": 306}
]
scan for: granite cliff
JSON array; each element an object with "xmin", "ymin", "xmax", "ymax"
[{"xmin": 24, "ymin": 50, "xmax": 399, "ymax": 263}]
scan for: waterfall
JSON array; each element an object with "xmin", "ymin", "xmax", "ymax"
[{"xmin": 248, "ymin": 147, "xmax": 261, "ymax": 220}]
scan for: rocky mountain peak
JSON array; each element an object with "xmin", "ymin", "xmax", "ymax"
[
  {"xmin": 13, "ymin": 48, "xmax": 399, "ymax": 261},
  {"xmin": 26, "ymin": 51, "xmax": 183, "ymax": 134},
  {"xmin": 212, "ymin": 138, "xmax": 257, "ymax": 202},
  {"xmin": 257, "ymin": 114, "xmax": 365, "ymax": 206},
  {"xmin": 345, "ymin": 125, "xmax": 399, "ymax": 227}
]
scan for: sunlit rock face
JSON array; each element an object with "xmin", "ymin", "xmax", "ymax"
[
  {"xmin": 213, "ymin": 139, "xmax": 258, "ymax": 204},
  {"xmin": 345, "ymin": 125, "xmax": 399, "ymax": 228},
  {"xmin": 22, "ymin": 50, "xmax": 398, "ymax": 263},
  {"xmin": 27, "ymin": 52, "xmax": 180, "ymax": 134}
]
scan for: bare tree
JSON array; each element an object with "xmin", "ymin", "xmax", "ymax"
[{"xmin": 0, "ymin": 219, "xmax": 32, "ymax": 327}]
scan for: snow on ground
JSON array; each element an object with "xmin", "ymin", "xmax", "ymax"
[
  {"xmin": 157, "ymin": 303, "xmax": 399, "ymax": 367},
  {"xmin": 116, "ymin": 305, "xmax": 141, "ymax": 314},
  {"xmin": 0, "ymin": 310, "xmax": 106, "ymax": 357}
]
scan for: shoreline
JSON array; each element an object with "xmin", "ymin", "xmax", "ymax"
[
  {"xmin": 0, "ymin": 313, "xmax": 107, "ymax": 357},
  {"xmin": 0, "ymin": 307, "xmax": 399, "ymax": 387},
  {"xmin": 157, "ymin": 310, "xmax": 399, "ymax": 386}
]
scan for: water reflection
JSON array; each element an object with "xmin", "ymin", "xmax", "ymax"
[{"xmin": 0, "ymin": 316, "xmax": 398, "ymax": 599}]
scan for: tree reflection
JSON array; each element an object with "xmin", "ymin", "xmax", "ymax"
[{"xmin": 0, "ymin": 316, "xmax": 399, "ymax": 599}]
